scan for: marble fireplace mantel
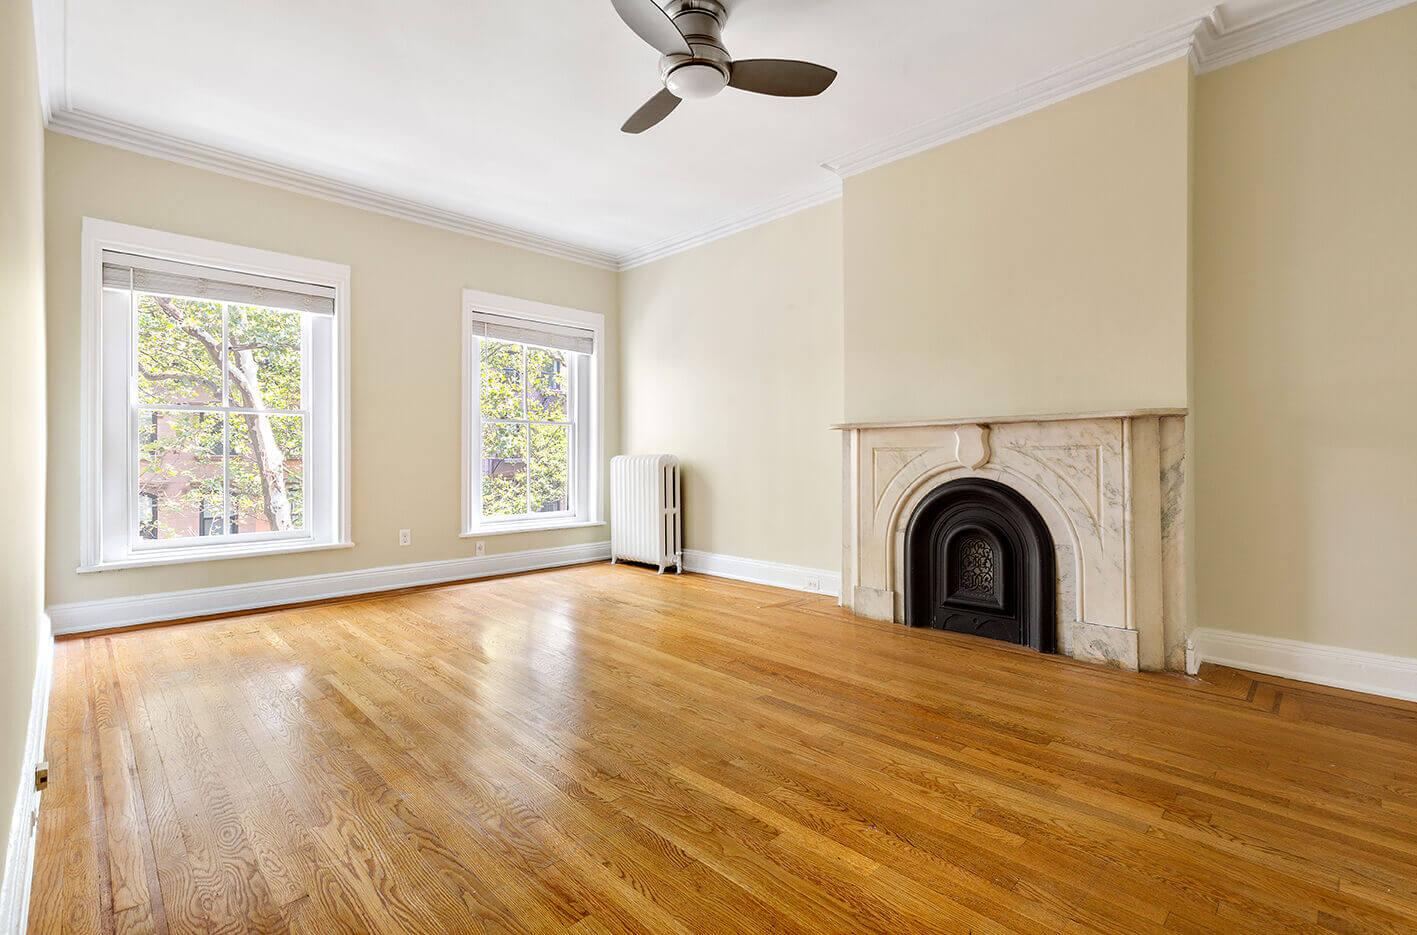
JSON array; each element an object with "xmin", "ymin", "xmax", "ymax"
[{"xmin": 835, "ymin": 410, "xmax": 1188, "ymax": 672}]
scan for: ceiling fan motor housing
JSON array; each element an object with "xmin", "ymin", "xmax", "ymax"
[{"xmin": 659, "ymin": 0, "xmax": 731, "ymax": 98}]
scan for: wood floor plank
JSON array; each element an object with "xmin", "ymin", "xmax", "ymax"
[
  {"xmin": 32, "ymin": 564, "xmax": 1417, "ymax": 934},
  {"xmin": 86, "ymin": 641, "xmax": 154, "ymax": 919}
]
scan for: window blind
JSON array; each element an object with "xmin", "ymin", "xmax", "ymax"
[
  {"xmin": 101, "ymin": 250, "xmax": 337, "ymax": 316},
  {"xmin": 467, "ymin": 311, "xmax": 595, "ymax": 355}
]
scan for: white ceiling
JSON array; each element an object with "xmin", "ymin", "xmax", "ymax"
[{"xmin": 46, "ymin": 0, "xmax": 1334, "ymax": 265}]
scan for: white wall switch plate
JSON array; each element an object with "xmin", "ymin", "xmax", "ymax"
[{"xmin": 475, "ymin": 541, "xmax": 485, "ymax": 557}]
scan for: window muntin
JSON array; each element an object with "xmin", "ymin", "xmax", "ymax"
[{"xmin": 81, "ymin": 219, "xmax": 350, "ymax": 571}]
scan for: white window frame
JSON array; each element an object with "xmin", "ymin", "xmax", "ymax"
[
  {"xmin": 79, "ymin": 218, "xmax": 353, "ymax": 572},
  {"xmin": 461, "ymin": 289, "xmax": 604, "ymax": 537}
]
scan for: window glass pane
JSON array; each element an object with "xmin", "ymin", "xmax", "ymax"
[
  {"xmin": 137, "ymin": 410, "xmax": 224, "ymax": 540},
  {"xmin": 480, "ymin": 339, "xmax": 525, "ymax": 420},
  {"xmin": 526, "ymin": 348, "xmax": 568, "ymax": 422},
  {"xmin": 135, "ymin": 293, "xmax": 223, "ymax": 406},
  {"xmin": 138, "ymin": 492, "xmax": 159, "ymax": 540},
  {"xmin": 226, "ymin": 304, "xmax": 303, "ymax": 411},
  {"xmin": 229, "ymin": 414, "xmax": 305, "ymax": 533},
  {"xmin": 529, "ymin": 424, "xmax": 569, "ymax": 514},
  {"xmin": 482, "ymin": 422, "xmax": 527, "ymax": 516}
]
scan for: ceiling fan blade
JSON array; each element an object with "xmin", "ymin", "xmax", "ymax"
[
  {"xmin": 621, "ymin": 88, "xmax": 682, "ymax": 134},
  {"xmin": 728, "ymin": 59, "xmax": 838, "ymax": 97},
  {"xmin": 610, "ymin": 0, "xmax": 692, "ymax": 56}
]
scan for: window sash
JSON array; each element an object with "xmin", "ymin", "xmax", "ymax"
[
  {"xmin": 481, "ymin": 419, "xmax": 572, "ymax": 427},
  {"xmin": 136, "ymin": 405, "xmax": 310, "ymax": 416},
  {"xmin": 130, "ymin": 526, "xmax": 310, "ymax": 551},
  {"xmin": 472, "ymin": 336, "xmax": 582, "ymax": 524},
  {"xmin": 130, "ymin": 406, "xmax": 312, "ymax": 550},
  {"xmin": 126, "ymin": 294, "xmax": 313, "ymax": 552}
]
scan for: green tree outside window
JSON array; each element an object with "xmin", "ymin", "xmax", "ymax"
[
  {"xmin": 135, "ymin": 293, "xmax": 305, "ymax": 539},
  {"xmin": 479, "ymin": 339, "xmax": 571, "ymax": 518}
]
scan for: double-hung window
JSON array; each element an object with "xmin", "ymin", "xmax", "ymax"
[
  {"xmin": 462, "ymin": 290, "xmax": 603, "ymax": 536},
  {"xmin": 80, "ymin": 219, "xmax": 351, "ymax": 571}
]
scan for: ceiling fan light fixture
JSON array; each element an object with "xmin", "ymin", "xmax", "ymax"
[
  {"xmin": 612, "ymin": 0, "xmax": 835, "ymax": 132},
  {"xmin": 665, "ymin": 62, "xmax": 728, "ymax": 99}
]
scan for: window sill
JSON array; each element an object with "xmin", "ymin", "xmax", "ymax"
[
  {"xmin": 78, "ymin": 538, "xmax": 355, "ymax": 573},
  {"xmin": 460, "ymin": 520, "xmax": 605, "ymax": 539}
]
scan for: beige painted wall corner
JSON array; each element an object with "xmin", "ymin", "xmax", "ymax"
[{"xmin": 620, "ymin": 200, "xmax": 845, "ymax": 572}]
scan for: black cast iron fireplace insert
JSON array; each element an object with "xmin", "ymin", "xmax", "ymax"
[{"xmin": 903, "ymin": 477, "xmax": 1055, "ymax": 652}]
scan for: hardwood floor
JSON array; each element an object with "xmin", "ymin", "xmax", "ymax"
[{"xmin": 29, "ymin": 564, "xmax": 1417, "ymax": 934}]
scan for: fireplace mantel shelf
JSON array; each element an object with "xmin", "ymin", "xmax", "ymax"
[{"xmin": 830, "ymin": 408, "xmax": 1188, "ymax": 431}]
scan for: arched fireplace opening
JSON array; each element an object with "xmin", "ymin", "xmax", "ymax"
[{"xmin": 903, "ymin": 477, "xmax": 1055, "ymax": 653}]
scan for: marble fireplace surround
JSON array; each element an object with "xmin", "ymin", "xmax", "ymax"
[{"xmin": 835, "ymin": 410, "xmax": 1188, "ymax": 672}]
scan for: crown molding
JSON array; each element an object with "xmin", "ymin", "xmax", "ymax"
[
  {"xmin": 45, "ymin": 108, "xmax": 622, "ymax": 270},
  {"xmin": 1191, "ymin": 0, "xmax": 1414, "ymax": 72},
  {"xmin": 821, "ymin": 0, "xmax": 1415, "ymax": 179},
  {"xmin": 29, "ymin": 0, "xmax": 65, "ymax": 123},
  {"xmin": 45, "ymin": 95, "xmax": 836, "ymax": 274},
  {"xmin": 624, "ymin": 0, "xmax": 1417, "ymax": 265},
  {"xmin": 31, "ymin": 0, "xmax": 620, "ymax": 267},
  {"xmin": 617, "ymin": 178, "xmax": 843, "ymax": 270},
  {"xmin": 31, "ymin": 0, "xmax": 1416, "ymax": 272},
  {"xmin": 820, "ymin": 14, "xmax": 1205, "ymax": 180}
]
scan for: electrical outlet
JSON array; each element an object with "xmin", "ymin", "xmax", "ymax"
[
  {"xmin": 475, "ymin": 541, "xmax": 486, "ymax": 557},
  {"xmin": 398, "ymin": 529, "xmax": 412, "ymax": 547},
  {"xmin": 805, "ymin": 577, "xmax": 821, "ymax": 592}
]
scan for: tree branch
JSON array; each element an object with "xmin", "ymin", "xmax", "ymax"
[
  {"xmin": 136, "ymin": 364, "xmax": 221, "ymax": 398},
  {"xmin": 150, "ymin": 297, "xmax": 223, "ymax": 365}
]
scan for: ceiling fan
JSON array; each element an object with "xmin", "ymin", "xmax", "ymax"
[{"xmin": 611, "ymin": 0, "xmax": 838, "ymax": 134}]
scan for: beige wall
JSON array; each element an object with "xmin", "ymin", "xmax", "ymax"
[
  {"xmin": 619, "ymin": 202, "xmax": 843, "ymax": 571},
  {"xmin": 1, "ymin": 0, "xmax": 48, "ymax": 887},
  {"xmin": 45, "ymin": 133, "xmax": 618, "ymax": 605},
  {"xmin": 1192, "ymin": 6, "xmax": 1417, "ymax": 657},
  {"xmin": 842, "ymin": 59, "xmax": 1192, "ymax": 424}
]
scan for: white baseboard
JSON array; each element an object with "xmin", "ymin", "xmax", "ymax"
[
  {"xmin": 0, "ymin": 613, "xmax": 52, "ymax": 935},
  {"xmin": 1190, "ymin": 627, "xmax": 1417, "ymax": 703},
  {"xmin": 47, "ymin": 541, "xmax": 610, "ymax": 636},
  {"xmin": 682, "ymin": 549, "xmax": 841, "ymax": 599},
  {"xmin": 46, "ymin": 540, "xmax": 836, "ymax": 636}
]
